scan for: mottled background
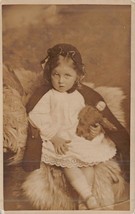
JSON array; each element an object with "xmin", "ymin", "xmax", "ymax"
[
  {"xmin": 3, "ymin": 4, "xmax": 131, "ymax": 127},
  {"xmin": 2, "ymin": 4, "xmax": 131, "ymax": 210}
]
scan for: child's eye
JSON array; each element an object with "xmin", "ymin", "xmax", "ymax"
[
  {"xmin": 65, "ymin": 74, "xmax": 71, "ymax": 77},
  {"xmin": 53, "ymin": 72, "xmax": 59, "ymax": 76}
]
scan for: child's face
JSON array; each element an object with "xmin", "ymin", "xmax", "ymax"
[{"xmin": 51, "ymin": 59, "xmax": 78, "ymax": 93}]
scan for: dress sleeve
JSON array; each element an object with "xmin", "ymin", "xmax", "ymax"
[{"xmin": 28, "ymin": 92, "xmax": 59, "ymax": 140}]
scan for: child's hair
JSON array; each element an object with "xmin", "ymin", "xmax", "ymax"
[{"xmin": 41, "ymin": 43, "xmax": 86, "ymax": 92}]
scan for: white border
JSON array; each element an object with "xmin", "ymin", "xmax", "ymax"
[{"xmin": 0, "ymin": 0, "xmax": 134, "ymax": 5}]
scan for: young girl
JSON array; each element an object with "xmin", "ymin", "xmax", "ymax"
[{"xmin": 28, "ymin": 44, "xmax": 117, "ymax": 209}]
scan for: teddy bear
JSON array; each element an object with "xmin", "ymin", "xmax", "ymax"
[{"xmin": 76, "ymin": 105, "xmax": 117, "ymax": 140}]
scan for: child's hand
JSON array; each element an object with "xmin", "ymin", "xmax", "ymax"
[
  {"xmin": 51, "ymin": 135, "xmax": 71, "ymax": 155},
  {"xmin": 90, "ymin": 123, "xmax": 103, "ymax": 139}
]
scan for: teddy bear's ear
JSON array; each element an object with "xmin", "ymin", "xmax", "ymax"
[{"xmin": 101, "ymin": 117, "xmax": 117, "ymax": 131}]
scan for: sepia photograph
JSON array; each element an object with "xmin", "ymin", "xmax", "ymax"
[{"xmin": 1, "ymin": 0, "xmax": 135, "ymax": 213}]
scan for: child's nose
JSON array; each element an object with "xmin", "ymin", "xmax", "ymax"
[{"xmin": 59, "ymin": 76, "xmax": 64, "ymax": 83}]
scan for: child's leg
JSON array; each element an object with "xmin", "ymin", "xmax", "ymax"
[
  {"xmin": 79, "ymin": 166, "xmax": 95, "ymax": 209},
  {"xmin": 63, "ymin": 167, "xmax": 98, "ymax": 209},
  {"xmin": 79, "ymin": 166, "xmax": 97, "ymax": 209},
  {"xmin": 81, "ymin": 166, "xmax": 95, "ymax": 187},
  {"xmin": 64, "ymin": 167, "xmax": 92, "ymax": 199}
]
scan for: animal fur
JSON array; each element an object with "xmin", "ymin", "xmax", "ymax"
[
  {"xmin": 3, "ymin": 64, "xmax": 24, "ymax": 97},
  {"xmin": 3, "ymin": 86, "xmax": 28, "ymax": 164},
  {"xmin": 13, "ymin": 67, "xmax": 44, "ymax": 105},
  {"xmin": 93, "ymin": 159, "xmax": 126, "ymax": 209},
  {"xmin": 22, "ymin": 160, "xmax": 126, "ymax": 210},
  {"xmin": 22, "ymin": 163, "xmax": 77, "ymax": 210},
  {"xmin": 83, "ymin": 82, "xmax": 126, "ymax": 127}
]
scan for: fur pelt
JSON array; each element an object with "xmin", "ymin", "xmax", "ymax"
[
  {"xmin": 3, "ymin": 64, "xmax": 24, "ymax": 97},
  {"xmin": 22, "ymin": 163, "xmax": 77, "ymax": 210},
  {"xmin": 93, "ymin": 159, "xmax": 126, "ymax": 209},
  {"xmin": 13, "ymin": 67, "xmax": 44, "ymax": 105},
  {"xmin": 22, "ymin": 160, "xmax": 126, "ymax": 210},
  {"xmin": 3, "ymin": 86, "xmax": 28, "ymax": 164}
]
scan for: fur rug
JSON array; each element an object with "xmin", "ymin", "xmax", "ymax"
[
  {"xmin": 3, "ymin": 65, "xmax": 129, "ymax": 210},
  {"xmin": 22, "ymin": 164, "xmax": 77, "ymax": 210},
  {"xmin": 22, "ymin": 160, "xmax": 126, "ymax": 210},
  {"xmin": 3, "ymin": 86, "xmax": 28, "ymax": 163}
]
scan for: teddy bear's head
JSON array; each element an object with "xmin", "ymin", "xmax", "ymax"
[{"xmin": 76, "ymin": 105, "xmax": 117, "ymax": 140}]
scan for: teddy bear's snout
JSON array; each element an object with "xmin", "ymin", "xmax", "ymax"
[
  {"xmin": 76, "ymin": 124, "xmax": 91, "ymax": 138},
  {"xmin": 76, "ymin": 126, "xmax": 93, "ymax": 140},
  {"xmin": 76, "ymin": 126, "xmax": 84, "ymax": 137}
]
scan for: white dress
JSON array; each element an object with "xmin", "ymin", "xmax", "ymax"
[{"xmin": 29, "ymin": 89, "xmax": 116, "ymax": 168}]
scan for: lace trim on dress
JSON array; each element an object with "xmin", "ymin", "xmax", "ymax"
[{"xmin": 41, "ymin": 155, "xmax": 99, "ymax": 168}]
